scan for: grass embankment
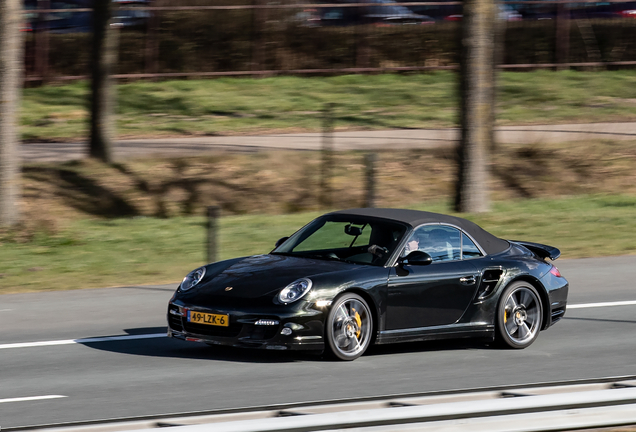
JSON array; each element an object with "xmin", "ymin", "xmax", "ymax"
[
  {"xmin": 8, "ymin": 70, "xmax": 636, "ymax": 293},
  {"xmin": 4, "ymin": 137, "xmax": 636, "ymax": 294},
  {"xmin": 16, "ymin": 139, "xmax": 636, "ymax": 220},
  {"xmin": 1, "ymin": 194, "xmax": 636, "ymax": 294},
  {"xmin": 21, "ymin": 70, "xmax": 636, "ymax": 142}
]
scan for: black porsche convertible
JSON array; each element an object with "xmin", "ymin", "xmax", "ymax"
[{"xmin": 167, "ymin": 208, "xmax": 569, "ymax": 360}]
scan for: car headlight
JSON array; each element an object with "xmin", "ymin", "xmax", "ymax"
[
  {"xmin": 278, "ymin": 278, "xmax": 312, "ymax": 304},
  {"xmin": 180, "ymin": 267, "xmax": 206, "ymax": 291}
]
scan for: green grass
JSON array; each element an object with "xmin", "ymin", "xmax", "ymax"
[
  {"xmin": 11, "ymin": 70, "xmax": 636, "ymax": 293},
  {"xmin": 2, "ymin": 194, "xmax": 635, "ymax": 294},
  {"xmin": 20, "ymin": 70, "xmax": 636, "ymax": 141}
]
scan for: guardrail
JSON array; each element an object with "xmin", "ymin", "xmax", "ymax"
[
  {"xmin": 174, "ymin": 386, "xmax": 636, "ymax": 432},
  {"xmin": 9, "ymin": 377, "xmax": 636, "ymax": 432}
]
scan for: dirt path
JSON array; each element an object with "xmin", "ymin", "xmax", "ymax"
[{"xmin": 21, "ymin": 122, "xmax": 636, "ymax": 163}]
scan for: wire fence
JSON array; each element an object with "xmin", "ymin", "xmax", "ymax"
[{"xmin": 22, "ymin": 0, "xmax": 636, "ymax": 83}]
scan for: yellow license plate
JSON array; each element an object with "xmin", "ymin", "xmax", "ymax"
[{"xmin": 187, "ymin": 310, "xmax": 229, "ymax": 327}]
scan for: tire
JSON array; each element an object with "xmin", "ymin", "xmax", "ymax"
[
  {"xmin": 325, "ymin": 293, "xmax": 373, "ymax": 361},
  {"xmin": 496, "ymin": 281, "xmax": 543, "ymax": 349}
]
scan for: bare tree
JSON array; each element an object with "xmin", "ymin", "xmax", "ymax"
[
  {"xmin": 455, "ymin": 0, "xmax": 496, "ymax": 213},
  {"xmin": 89, "ymin": 0, "xmax": 116, "ymax": 163},
  {"xmin": 0, "ymin": 0, "xmax": 23, "ymax": 226}
]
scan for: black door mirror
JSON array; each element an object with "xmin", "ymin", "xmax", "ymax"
[
  {"xmin": 275, "ymin": 237, "xmax": 289, "ymax": 248},
  {"xmin": 399, "ymin": 250, "xmax": 433, "ymax": 266}
]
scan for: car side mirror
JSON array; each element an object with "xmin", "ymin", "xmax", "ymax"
[
  {"xmin": 275, "ymin": 237, "xmax": 289, "ymax": 248},
  {"xmin": 399, "ymin": 251, "xmax": 433, "ymax": 266}
]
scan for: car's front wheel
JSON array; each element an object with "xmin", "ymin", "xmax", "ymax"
[
  {"xmin": 496, "ymin": 281, "xmax": 543, "ymax": 349},
  {"xmin": 325, "ymin": 293, "xmax": 373, "ymax": 361}
]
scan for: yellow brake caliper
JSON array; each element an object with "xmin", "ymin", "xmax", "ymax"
[
  {"xmin": 504, "ymin": 309, "xmax": 509, "ymax": 323},
  {"xmin": 352, "ymin": 308, "xmax": 362, "ymax": 339}
]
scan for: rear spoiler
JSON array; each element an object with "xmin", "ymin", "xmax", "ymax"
[{"xmin": 510, "ymin": 241, "xmax": 561, "ymax": 261}]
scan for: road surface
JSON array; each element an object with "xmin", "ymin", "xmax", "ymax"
[{"xmin": 1, "ymin": 256, "xmax": 635, "ymax": 429}]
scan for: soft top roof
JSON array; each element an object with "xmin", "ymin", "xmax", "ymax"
[{"xmin": 328, "ymin": 208, "xmax": 510, "ymax": 255}]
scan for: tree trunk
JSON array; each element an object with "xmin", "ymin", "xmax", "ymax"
[
  {"xmin": 489, "ymin": 12, "xmax": 504, "ymax": 154},
  {"xmin": 0, "ymin": 0, "xmax": 23, "ymax": 226},
  {"xmin": 89, "ymin": 0, "xmax": 116, "ymax": 163},
  {"xmin": 455, "ymin": 0, "xmax": 496, "ymax": 213}
]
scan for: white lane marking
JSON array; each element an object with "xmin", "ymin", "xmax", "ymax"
[
  {"xmin": 568, "ymin": 300, "xmax": 636, "ymax": 310},
  {"xmin": 0, "ymin": 333, "xmax": 166, "ymax": 350},
  {"xmin": 0, "ymin": 395, "xmax": 67, "ymax": 404},
  {"xmin": 1, "ymin": 300, "xmax": 635, "ymax": 350}
]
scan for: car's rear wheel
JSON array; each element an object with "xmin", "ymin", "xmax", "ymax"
[
  {"xmin": 496, "ymin": 281, "xmax": 543, "ymax": 349},
  {"xmin": 325, "ymin": 293, "xmax": 373, "ymax": 361}
]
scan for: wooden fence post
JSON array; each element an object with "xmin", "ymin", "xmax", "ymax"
[
  {"xmin": 34, "ymin": 0, "xmax": 50, "ymax": 83},
  {"xmin": 556, "ymin": 3, "xmax": 571, "ymax": 70},
  {"xmin": 207, "ymin": 206, "xmax": 220, "ymax": 264},
  {"xmin": 145, "ymin": 6, "xmax": 160, "ymax": 77},
  {"xmin": 252, "ymin": 0, "xmax": 266, "ymax": 73},
  {"xmin": 364, "ymin": 153, "xmax": 376, "ymax": 208},
  {"xmin": 320, "ymin": 103, "xmax": 335, "ymax": 209}
]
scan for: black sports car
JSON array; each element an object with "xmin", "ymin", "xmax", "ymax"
[{"xmin": 167, "ymin": 209, "xmax": 568, "ymax": 360}]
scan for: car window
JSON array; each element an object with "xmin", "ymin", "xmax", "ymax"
[
  {"xmin": 462, "ymin": 233, "xmax": 483, "ymax": 259},
  {"xmin": 405, "ymin": 225, "xmax": 461, "ymax": 262}
]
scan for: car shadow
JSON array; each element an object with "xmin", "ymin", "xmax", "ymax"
[
  {"xmin": 365, "ymin": 338, "xmax": 496, "ymax": 357},
  {"xmin": 80, "ymin": 327, "xmax": 322, "ymax": 363},
  {"xmin": 80, "ymin": 327, "xmax": 494, "ymax": 363},
  {"xmin": 563, "ymin": 316, "xmax": 636, "ymax": 325}
]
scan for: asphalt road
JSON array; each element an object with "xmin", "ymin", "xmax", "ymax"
[
  {"xmin": 21, "ymin": 122, "xmax": 636, "ymax": 162},
  {"xmin": 1, "ymin": 255, "xmax": 636, "ymax": 429}
]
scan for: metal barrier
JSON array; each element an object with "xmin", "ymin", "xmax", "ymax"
[{"xmin": 8, "ymin": 377, "xmax": 636, "ymax": 432}]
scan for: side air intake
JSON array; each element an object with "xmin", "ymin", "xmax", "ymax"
[{"xmin": 476, "ymin": 269, "xmax": 504, "ymax": 300}]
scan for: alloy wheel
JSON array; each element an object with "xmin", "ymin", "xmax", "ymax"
[
  {"xmin": 326, "ymin": 293, "xmax": 372, "ymax": 360},
  {"xmin": 497, "ymin": 282, "xmax": 543, "ymax": 349}
]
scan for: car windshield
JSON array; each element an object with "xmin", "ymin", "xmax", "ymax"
[{"xmin": 272, "ymin": 215, "xmax": 408, "ymax": 266}]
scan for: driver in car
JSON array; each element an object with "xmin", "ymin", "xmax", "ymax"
[
  {"xmin": 402, "ymin": 232, "xmax": 422, "ymax": 257},
  {"xmin": 401, "ymin": 229, "xmax": 451, "ymax": 261}
]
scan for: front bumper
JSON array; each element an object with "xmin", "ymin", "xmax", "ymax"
[{"xmin": 167, "ymin": 302, "xmax": 326, "ymax": 351}]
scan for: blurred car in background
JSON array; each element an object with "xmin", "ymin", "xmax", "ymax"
[
  {"xmin": 442, "ymin": 5, "xmax": 522, "ymax": 21},
  {"xmin": 167, "ymin": 208, "xmax": 569, "ymax": 361},
  {"xmin": 23, "ymin": 0, "xmax": 151, "ymax": 33},
  {"xmin": 518, "ymin": 0, "xmax": 636, "ymax": 20},
  {"xmin": 296, "ymin": 0, "xmax": 434, "ymax": 26}
]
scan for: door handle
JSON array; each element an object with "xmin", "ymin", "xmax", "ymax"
[{"xmin": 460, "ymin": 275, "xmax": 476, "ymax": 285}]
